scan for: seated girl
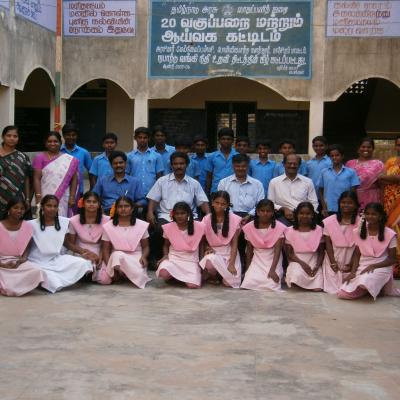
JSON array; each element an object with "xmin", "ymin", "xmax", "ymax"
[
  {"xmin": 200, "ymin": 191, "xmax": 242, "ymax": 288},
  {"xmin": 285, "ymin": 202, "xmax": 324, "ymax": 291},
  {"xmin": 241, "ymin": 199, "xmax": 286, "ymax": 291},
  {"xmin": 102, "ymin": 196, "xmax": 151, "ymax": 288},
  {"xmin": 338, "ymin": 202, "xmax": 400, "ymax": 300},
  {"xmin": 65, "ymin": 191, "xmax": 110, "ymax": 284},
  {"xmin": 156, "ymin": 202, "xmax": 205, "ymax": 289},
  {"xmin": 322, "ymin": 191, "xmax": 360, "ymax": 294},
  {"xmin": 27, "ymin": 195, "xmax": 92, "ymax": 293},
  {"xmin": 0, "ymin": 197, "xmax": 44, "ymax": 296}
]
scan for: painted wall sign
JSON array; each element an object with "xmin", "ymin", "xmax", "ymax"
[
  {"xmin": 63, "ymin": 0, "xmax": 136, "ymax": 36},
  {"xmin": 149, "ymin": 0, "xmax": 312, "ymax": 79},
  {"xmin": 15, "ymin": 0, "xmax": 57, "ymax": 31},
  {"xmin": 327, "ymin": 0, "xmax": 400, "ymax": 37}
]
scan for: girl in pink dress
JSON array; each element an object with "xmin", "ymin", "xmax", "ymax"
[
  {"xmin": 338, "ymin": 203, "xmax": 400, "ymax": 300},
  {"xmin": 285, "ymin": 202, "xmax": 324, "ymax": 291},
  {"xmin": 64, "ymin": 191, "xmax": 110, "ymax": 284},
  {"xmin": 156, "ymin": 202, "xmax": 205, "ymax": 288},
  {"xmin": 0, "ymin": 197, "xmax": 44, "ymax": 296},
  {"xmin": 322, "ymin": 191, "xmax": 360, "ymax": 294},
  {"xmin": 345, "ymin": 138, "xmax": 384, "ymax": 211},
  {"xmin": 199, "ymin": 191, "xmax": 242, "ymax": 288},
  {"xmin": 241, "ymin": 199, "xmax": 287, "ymax": 292},
  {"xmin": 102, "ymin": 196, "xmax": 151, "ymax": 288}
]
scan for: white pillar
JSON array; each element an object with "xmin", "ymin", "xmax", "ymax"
[
  {"xmin": 134, "ymin": 96, "xmax": 148, "ymax": 129},
  {"xmin": 0, "ymin": 85, "xmax": 15, "ymax": 126},
  {"xmin": 308, "ymin": 99, "xmax": 324, "ymax": 155},
  {"xmin": 133, "ymin": 96, "xmax": 148, "ymax": 149}
]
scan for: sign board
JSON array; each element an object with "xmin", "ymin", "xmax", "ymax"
[
  {"xmin": 15, "ymin": 0, "xmax": 57, "ymax": 31},
  {"xmin": 327, "ymin": 0, "xmax": 400, "ymax": 37},
  {"xmin": 149, "ymin": 0, "xmax": 312, "ymax": 79},
  {"xmin": 63, "ymin": 0, "xmax": 136, "ymax": 36}
]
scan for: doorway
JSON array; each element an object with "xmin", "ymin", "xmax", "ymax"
[{"xmin": 206, "ymin": 102, "xmax": 256, "ymax": 150}]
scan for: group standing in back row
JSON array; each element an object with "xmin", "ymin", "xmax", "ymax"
[{"xmin": 0, "ymin": 123, "xmax": 399, "ymax": 299}]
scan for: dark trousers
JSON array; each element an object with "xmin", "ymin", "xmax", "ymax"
[
  {"xmin": 233, "ymin": 212, "xmax": 252, "ymax": 274},
  {"xmin": 148, "ymin": 217, "xmax": 169, "ymax": 269}
]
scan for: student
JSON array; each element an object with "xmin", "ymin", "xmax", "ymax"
[
  {"xmin": 338, "ymin": 203, "xmax": 400, "ymax": 300},
  {"xmin": 174, "ymin": 136, "xmax": 201, "ymax": 180},
  {"xmin": 89, "ymin": 132, "xmax": 118, "ymax": 188},
  {"xmin": 200, "ymin": 191, "xmax": 242, "ymax": 288},
  {"xmin": 93, "ymin": 151, "xmax": 143, "ymax": 215},
  {"xmin": 205, "ymin": 127, "xmax": 237, "ymax": 194},
  {"xmin": 241, "ymin": 199, "xmax": 287, "ymax": 292},
  {"xmin": 249, "ymin": 140, "xmax": 276, "ymax": 196},
  {"xmin": 285, "ymin": 202, "xmax": 324, "ymax": 291},
  {"xmin": 0, "ymin": 197, "xmax": 44, "ymax": 296},
  {"xmin": 150, "ymin": 125, "xmax": 175, "ymax": 173},
  {"xmin": 306, "ymin": 136, "xmax": 331, "ymax": 191},
  {"xmin": 191, "ymin": 136, "xmax": 209, "ymax": 190},
  {"xmin": 61, "ymin": 123, "xmax": 92, "ymax": 196},
  {"xmin": 156, "ymin": 202, "xmax": 205, "ymax": 288},
  {"xmin": 235, "ymin": 136, "xmax": 250, "ymax": 155},
  {"xmin": 101, "ymin": 196, "xmax": 151, "ymax": 288},
  {"xmin": 322, "ymin": 191, "xmax": 360, "ymax": 294},
  {"xmin": 273, "ymin": 139, "xmax": 308, "ymax": 177},
  {"xmin": 27, "ymin": 195, "xmax": 93, "ymax": 293},
  {"xmin": 127, "ymin": 127, "xmax": 164, "ymax": 200},
  {"xmin": 318, "ymin": 144, "xmax": 360, "ymax": 216},
  {"xmin": 64, "ymin": 191, "xmax": 110, "ymax": 284}
]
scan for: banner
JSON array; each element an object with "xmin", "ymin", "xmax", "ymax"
[
  {"xmin": 327, "ymin": 0, "xmax": 400, "ymax": 37},
  {"xmin": 15, "ymin": 0, "xmax": 57, "ymax": 31},
  {"xmin": 63, "ymin": 0, "xmax": 136, "ymax": 36},
  {"xmin": 149, "ymin": 0, "xmax": 312, "ymax": 79}
]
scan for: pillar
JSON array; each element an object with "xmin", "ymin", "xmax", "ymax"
[
  {"xmin": 50, "ymin": 95, "xmax": 66, "ymax": 130},
  {"xmin": 0, "ymin": 85, "xmax": 15, "ymax": 126},
  {"xmin": 134, "ymin": 96, "xmax": 148, "ymax": 129},
  {"xmin": 308, "ymin": 99, "xmax": 324, "ymax": 155}
]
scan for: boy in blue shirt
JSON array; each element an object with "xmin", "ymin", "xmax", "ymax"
[
  {"xmin": 205, "ymin": 127, "xmax": 237, "ymax": 195},
  {"xmin": 235, "ymin": 136, "xmax": 250, "ymax": 155},
  {"xmin": 127, "ymin": 127, "xmax": 164, "ymax": 200},
  {"xmin": 89, "ymin": 132, "xmax": 118, "ymax": 188},
  {"xmin": 273, "ymin": 139, "xmax": 308, "ymax": 177},
  {"xmin": 150, "ymin": 125, "xmax": 175, "ymax": 173},
  {"xmin": 191, "ymin": 136, "xmax": 209, "ymax": 190},
  {"xmin": 307, "ymin": 136, "xmax": 332, "ymax": 191},
  {"xmin": 318, "ymin": 144, "xmax": 360, "ymax": 216},
  {"xmin": 249, "ymin": 140, "xmax": 276, "ymax": 196},
  {"xmin": 61, "ymin": 123, "xmax": 92, "ymax": 196}
]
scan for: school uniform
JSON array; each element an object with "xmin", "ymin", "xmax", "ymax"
[{"xmin": 205, "ymin": 148, "xmax": 237, "ymax": 193}]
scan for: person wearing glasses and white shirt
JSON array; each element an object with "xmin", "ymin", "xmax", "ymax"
[{"xmin": 268, "ymin": 154, "xmax": 318, "ymax": 226}]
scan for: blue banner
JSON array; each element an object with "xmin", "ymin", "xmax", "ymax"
[{"xmin": 149, "ymin": 0, "xmax": 312, "ymax": 79}]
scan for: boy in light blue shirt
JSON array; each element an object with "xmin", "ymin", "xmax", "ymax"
[
  {"xmin": 318, "ymin": 144, "xmax": 360, "ymax": 216},
  {"xmin": 249, "ymin": 140, "xmax": 276, "ymax": 196},
  {"xmin": 191, "ymin": 136, "xmax": 209, "ymax": 190},
  {"xmin": 150, "ymin": 125, "xmax": 175, "ymax": 173},
  {"xmin": 273, "ymin": 139, "xmax": 308, "ymax": 177},
  {"xmin": 89, "ymin": 132, "xmax": 118, "ymax": 188},
  {"xmin": 307, "ymin": 136, "xmax": 332, "ymax": 190}
]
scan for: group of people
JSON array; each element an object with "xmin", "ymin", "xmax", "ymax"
[{"xmin": 0, "ymin": 123, "xmax": 399, "ymax": 301}]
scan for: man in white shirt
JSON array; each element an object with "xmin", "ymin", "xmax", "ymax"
[
  {"xmin": 268, "ymin": 154, "xmax": 318, "ymax": 225},
  {"xmin": 218, "ymin": 153, "xmax": 265, "ymax": 224}
]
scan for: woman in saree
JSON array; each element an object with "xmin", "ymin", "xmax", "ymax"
[
  {"xmin": 0, "ymin": 126, "xmax": 32, "ymax": 218},
  {"xmin": 345, "ymin": 138, "xmax": 384, "ymax": 211},
  {"xmin": 380, "ymin": 136, "xmax": 400, "ymax": 277},
  {"xmin": 32, "ymin": 131, "xmax": 79, "ymax": 217}
]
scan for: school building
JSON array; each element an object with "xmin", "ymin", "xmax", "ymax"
[{"xmin": 0, "ymin": 0, "xmax": 399, "ymax": 158}]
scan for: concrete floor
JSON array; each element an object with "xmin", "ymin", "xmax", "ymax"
[{"xmin": 1, "ymin": 275, "xmax": 399, "ymax": 400}]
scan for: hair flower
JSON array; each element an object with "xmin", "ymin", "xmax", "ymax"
[
  {"xmin": 77, "ymin": 197, "xmax": 84, "ymax": 209},
  {"xmin": 169, "ymin": 210, "xmax": 174, "ymax": 219},
  {"xmin": 110, "ymin": 202, "xmax": 116, "ymax": 218}
]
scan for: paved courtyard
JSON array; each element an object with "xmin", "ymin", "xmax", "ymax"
[{"xmin": 1, "ymin": 275, "xmax": 399, "ymax": 400}]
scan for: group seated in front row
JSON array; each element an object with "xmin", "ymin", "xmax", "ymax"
[{"xmin": 0, "ymin": 192, "xmax": 399, "ymax": 302}]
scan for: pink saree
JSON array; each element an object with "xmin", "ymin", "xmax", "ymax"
[
  {"xmin": 345, "ymin": 159, "xmax": 384, "ymax": 210},
  {"xmin": 40, "ymin": 154, "xmax": 79, "ymax": 217}
]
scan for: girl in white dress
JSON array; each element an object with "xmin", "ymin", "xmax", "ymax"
[{"xmin": 28, "ymin": 195, "xmax": 92, "ymax": 293}]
